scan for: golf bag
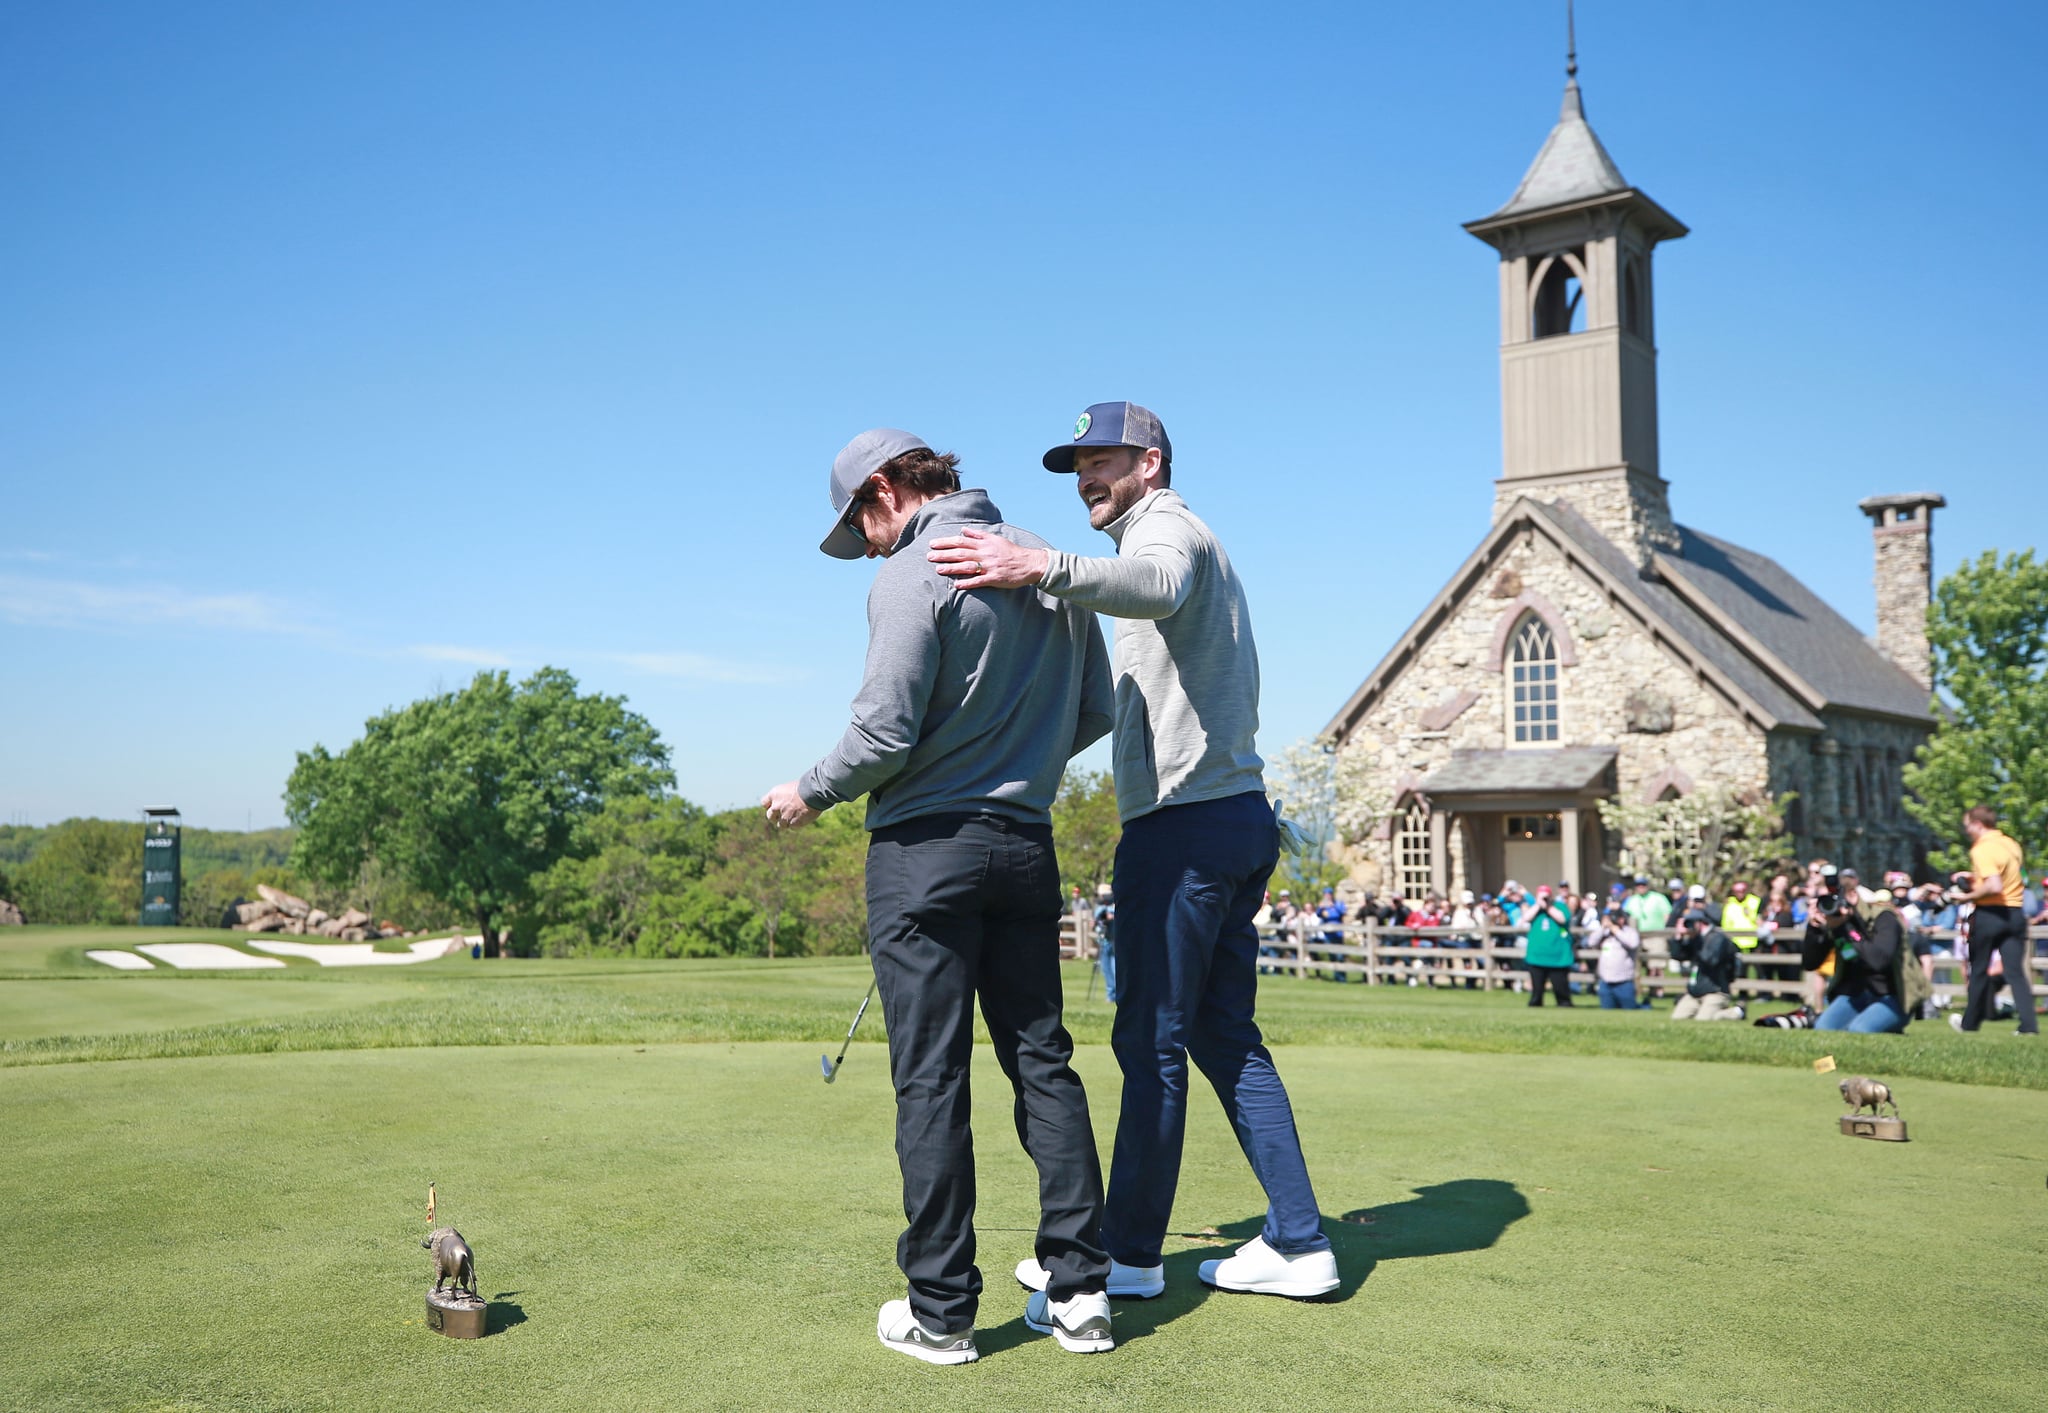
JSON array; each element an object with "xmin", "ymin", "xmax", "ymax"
[{"xmin": 1752, "ymin": 1005, "xmax": 1816, "ymax": 1029}]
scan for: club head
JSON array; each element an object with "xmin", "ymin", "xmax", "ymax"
[{"xmin": 820, "ymin": 1053, "xmax": 838, "ymax": 1083}]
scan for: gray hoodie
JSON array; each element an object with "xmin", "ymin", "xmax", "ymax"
[
  {"xmin": 1037, "ymin": 487, "xmax": 1265, "ymax": 823},
  {"xmin": 799, "ymin": 489, "xmax": 1112, "ymax": 830}
]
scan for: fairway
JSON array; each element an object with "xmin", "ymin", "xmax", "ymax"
[{"xmin": 3, "ymin": 949, "xmax": 2046, "ymax": 1412}]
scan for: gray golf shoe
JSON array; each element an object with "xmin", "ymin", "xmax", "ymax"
[
  {"xmin": 876, "ymin": 1299, "xmax": 978, "ymax": 1365},
  {"xmin": 1024, "ymin": 1289, "xmax": 1114, "ymax": 1353}
]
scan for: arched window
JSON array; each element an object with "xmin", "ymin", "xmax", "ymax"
[
  {"xmin": 1508, "ymin": 614, "xmax": 1560, "ymax": 746},
  {"xmin": 1394, "ymin": 800, "xmax": 1432, "ymax": 902},
  {"xmin": 1530, "ymin": 249, "xmax": 1587, "ymax": 339}
]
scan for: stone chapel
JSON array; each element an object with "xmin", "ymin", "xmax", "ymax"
[{"xmin": 1325, "ymin": 57, "xmax": 1940, "ymax": 900}]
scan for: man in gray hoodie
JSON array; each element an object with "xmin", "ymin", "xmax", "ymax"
[
  {"xmin": 762, "ymin": 428, "xmax": 1116, "ymax": 1364},
  {"xmin": 929, "ymin": 402, "xmax": 1338, "ymax": 1303}
]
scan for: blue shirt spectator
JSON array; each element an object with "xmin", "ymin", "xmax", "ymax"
[{"xmin": 1315, "ymin": 889, "xmax": 1346, "ymax": 944}]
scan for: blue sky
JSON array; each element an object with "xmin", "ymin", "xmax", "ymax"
[{"xmin": 3, "ymin": 2, "xmax": 2042, "ymax": 829}]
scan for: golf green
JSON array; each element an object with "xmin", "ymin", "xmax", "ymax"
[{"xmin": 3, "ymin": 1040, "xmax": 2042, "ymax": 1412}]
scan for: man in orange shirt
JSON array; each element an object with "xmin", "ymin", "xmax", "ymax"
[{"xmin": 1953, "ymin": 805, "xmax": 2038, "ymax": 1036}]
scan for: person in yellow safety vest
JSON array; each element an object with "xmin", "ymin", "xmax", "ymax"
[
  {"xmin": 1720, "ymin": 880, "xmax": 1762, "ymax": 950},
  {"xmin": 1720, "ymin": 878, "xmax": 1763, "ymax": 984}
]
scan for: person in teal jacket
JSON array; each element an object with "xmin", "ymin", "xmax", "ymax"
[{"xmin": 1523, "ymin": 884, "xmax": 1577, "ymax": 1007}]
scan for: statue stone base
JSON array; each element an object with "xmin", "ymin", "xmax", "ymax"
[
  {"xmin": 426, "ymin": 1288, "xmax": 488, "ymax": 1338},
  {"xmin": 1839, "ymin": 1115, "xmax": 1908, "ymax": 1142}
]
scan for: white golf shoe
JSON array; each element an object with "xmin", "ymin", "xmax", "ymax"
[
  {"xmin": 1024, "ymin": 1289, "xmax": 1115, "ymax": 1353},
  {"xmin": 1014, "ymin": 1256, "xmax": 1164, "ymax": 1300},
  {"xmin": 875, "ymin": 1299, "xmax": 978, "ymax": 1365},
  {"xmin": 1197, "ymin": 1235, "xmax": 1339, "ymax": 1299}
]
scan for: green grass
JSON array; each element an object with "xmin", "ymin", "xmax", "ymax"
[
  {"xmin": 5, "ymin": 935, "xmax": 2045, "ymax": 1092},
  {"xmin": 3, "ymin": 1042, "xmax": 2043, "ymax": 1412},
  {"xmin": 3, "ymin": 927, "xmax": 2046, "ymax": 1409}
]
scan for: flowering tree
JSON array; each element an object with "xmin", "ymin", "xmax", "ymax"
[{"xmin": 1598, "ymin": 789, "xmax": 1794, "ymax": 894}]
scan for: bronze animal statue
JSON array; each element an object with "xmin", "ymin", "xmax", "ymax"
[
  {"xmin": 1838, "ymin": 1075, "xmax": 1899, "ymax": 1119},
  {"xmin": 423, "ymin": 1226, "xmax": 476, "ymax": 1297}
]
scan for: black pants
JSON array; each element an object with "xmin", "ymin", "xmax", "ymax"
[
  {"xmin": 1961, "ymin": 905, "xmax": 2038, "ymax": 1034},
  {"xmin": 866, "ymin": 812, "xmax": 1109, "ymax": 1333},
  {"xmin": 1526, "ymin": 964, "xmax": 1574, "ymax": 1006}
]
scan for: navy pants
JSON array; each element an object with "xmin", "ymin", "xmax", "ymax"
[
  {"xmin": 866, "ymin": 812, "xmax": 1110, "ymax": 1333},
  {"xmin": 1102, "ymin": 791, "xmax": 1331, "ymax": 1268}
]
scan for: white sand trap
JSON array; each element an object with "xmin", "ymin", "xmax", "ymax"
[
  {"xmin": 85, "ymin": 950, "xmax": 157, "ymax": 970},
  {"xmin": 135, "ymin": 942, "xmax": 286, "ymax": 970},
  {"xmin": 247, "ymin": 936, "xmax": 469, "ymax": 967}
]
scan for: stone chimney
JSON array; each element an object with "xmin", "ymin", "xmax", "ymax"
[{"xmin": 1857, "ymin": 492, "xmax": 1945, "ymax": 691}]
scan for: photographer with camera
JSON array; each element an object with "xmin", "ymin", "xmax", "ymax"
[
  {"xmin": 1668, "ymin": 910, "xmax": 1743, "ymax": 1021},
  {"xmin": 1798, "ymin": 866, "xmax": 1923, "ymax": 1033},
  {"xmin": 1590, "ymin": 902, "xmax": 1645, "ymax": 1009}
]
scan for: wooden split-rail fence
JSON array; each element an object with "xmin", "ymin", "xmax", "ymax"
[{"xmin": 1063, "ymin": 915, "xmax": 2047, "ymax": 1006}]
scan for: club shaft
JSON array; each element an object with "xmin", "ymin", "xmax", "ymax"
[{"xmin": 832, "ymin": 980, "xmax": 876, "ymax": 1066}]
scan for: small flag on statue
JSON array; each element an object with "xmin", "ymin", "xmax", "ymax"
[
  {"xmin": 1812, "ymin": 1055, "xmax": 1837, "ymax": 1074},
  {"xmin": 427, "ymin": 1182, "xmax": 437, "ymax": 1227}
]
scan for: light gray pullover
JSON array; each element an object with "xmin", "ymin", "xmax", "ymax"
[
  {"xmin": 800, "ymin": 489, "xmax": 1112, "ymax": 830},
  {"xmin": 1038, "ymin": 487, "xmax": 1265, "ymax": 822}
]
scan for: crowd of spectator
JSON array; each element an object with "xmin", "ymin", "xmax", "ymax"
[{"xmin": 1254, "ymin": 859, "xmax": 2048, "ymax": 1033}]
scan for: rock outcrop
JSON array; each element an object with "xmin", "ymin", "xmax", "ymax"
[{"xmin": 227, "ymin": 894, "xmax": 413, "ymax": 939}]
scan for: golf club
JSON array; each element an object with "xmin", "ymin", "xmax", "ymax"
[{"xmin": 820, "ymin": 978, "xmax": 876, "ymax": 1083}]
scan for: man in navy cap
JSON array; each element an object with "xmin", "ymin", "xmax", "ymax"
[
  {"xmin": 929, "ymin": 403, "xmax": 1340, "ymax": 1302},
  {"xmin": 762, "ymin": 428, "xmax": 1116, "ymax": 1362}
]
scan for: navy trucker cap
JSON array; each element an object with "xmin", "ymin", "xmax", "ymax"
[
  {"xmin": 1043, "ymin": 401, "xmax": 1172, "ymax": 474},
  {"xmin": 820, "ymin": 428, "xmax": 928, "ymax": 559}
]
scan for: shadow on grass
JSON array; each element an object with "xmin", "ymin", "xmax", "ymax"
[
  {"xmin": 486, "ymin": 1293, "xmax": 528, "ymax": 1335},
  {"xmin": 979, "ymin": 1179, "xmax": 1529, "ymax": 1355}
]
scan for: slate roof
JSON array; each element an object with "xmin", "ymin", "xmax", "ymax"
[
  {"xmin": 1421, "ymin": 746, "xmax": 1617, "ymax": 797},
  {"xmin": 1665, "ymin": 526, "xmax": 1934, "ymax": 720},
  {"xmin": 1537, "ymin": 503, "xmax": 1822, "ymax": 730},
  {"xmin": 1485, "ymin": 79, "xmax": 1629, "ymax": 220},
  {"xmin": 1542, "ymin": 501, "xmax": 1934, "ymax": 726}
]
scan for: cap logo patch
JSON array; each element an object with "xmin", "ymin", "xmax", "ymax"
[{"xmin": 1072, "ymin": 412, "xmax": 1091, "ymax": 440}]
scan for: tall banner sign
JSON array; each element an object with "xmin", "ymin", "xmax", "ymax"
[{"xmin": 141, "ymin": 812, "xmax": 181, "ymax": 927}]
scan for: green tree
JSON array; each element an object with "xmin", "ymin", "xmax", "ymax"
[
  {"xmin": 180, "ymin": 867, "xmax": 254, "ymax": 929},
  {"xmin": 1903, "ymin": 549, "xmax": 2048, "ymax": 871},
  {"xmin": 1051, "ymin": 767, "xmax": 1120, "ymax": 896},
  {"xmin": 284, "ymin": 668, "xmax": 672, "ymax": 956},
  {"xmin": 798, "ymin": 804, "xmax": 870, "ymax": 956},
  {"xmin": 532, "ymin": 795, "xmax": 726, "ymax": 957},
  {"xmin": 14, "ymin": 818, "xmax": 138, "ymax": 924},
  {"xmin": 706, "ymin": 812, "xmax": 836, "ymax": 959}
]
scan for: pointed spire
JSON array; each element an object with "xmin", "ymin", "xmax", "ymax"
[
  {"xmin": 1466, "ymin": 10, "xmax": 1688, "ymax": 247},
  {"xmin": 1561, "ymin": 0, "xmax": 1584, "ymax": 119},
  {"xmin": 1480, "ymin": 5, "xmax": 1627, "ymax": 221}
]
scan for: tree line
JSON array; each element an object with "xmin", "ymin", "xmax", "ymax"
[{"xmin": 0, "ymin": 668, "xmax": 1132, "ymax": 957}]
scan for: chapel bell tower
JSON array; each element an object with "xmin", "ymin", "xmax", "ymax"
[{"xmin": 1464, "ymin": 26, "xmax": 1687, "ymax": 565}]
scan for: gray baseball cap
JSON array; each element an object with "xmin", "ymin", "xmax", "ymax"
[{"xmin": 821, "ymin": 428, "xmax": 928, "ymax": 559}]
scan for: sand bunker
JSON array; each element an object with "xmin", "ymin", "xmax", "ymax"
[
  {"xmin": 134, "ymin": 942, "xmax": 287, "ymax": 970},
  {"xmin": 246, "ymin": 936, "xmax": 470, "ymax": 966},
  {"xmin": 85, "ymin": 950, "xmax": 157, "ymax": 970}
]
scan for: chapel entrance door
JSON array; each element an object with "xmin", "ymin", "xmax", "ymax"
[{"xmin": 1501, "ymin": 812, "xmax": 1563, "ymax": 890}]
